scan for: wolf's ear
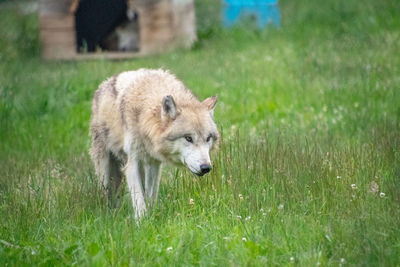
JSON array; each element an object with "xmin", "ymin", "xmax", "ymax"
[
  {"xmin": 202, "ymin": 95, "xmax": 218, "ymax": 117},
  {"xmin": 162, "ymin": 95, "xmax": 177, "ymax": 120}
]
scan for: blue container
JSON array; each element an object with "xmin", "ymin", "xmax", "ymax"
[{"xmin": 222, "ymin": 0, "xmax": 280, "ymax": 28}]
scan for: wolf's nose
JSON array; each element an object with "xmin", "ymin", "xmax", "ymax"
[{"xmin": 200, "ymin": 164, "xmax": 211, "ymax": 174}]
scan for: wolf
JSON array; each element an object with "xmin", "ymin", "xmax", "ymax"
[{"xmin": 89, "ymin": 69, "xmax": 219, "ymax": 218}]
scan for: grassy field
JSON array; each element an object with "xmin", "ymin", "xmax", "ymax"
[{"xmin": 1, "ymin": 0, "xmax": 400, "ymax": 265}]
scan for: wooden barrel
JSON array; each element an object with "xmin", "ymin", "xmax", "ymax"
[
  {"xmin": 39, "ymin": 0, "xmax": 76, "ymax": 59},
  {"xmin": 136, "ymin": 0, "xmax": 196, "ymax": 54}
]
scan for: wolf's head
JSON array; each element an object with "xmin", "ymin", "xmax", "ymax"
[{"xmin": 158, "ymin": 95, "xmax": 219, "ymax": 176}]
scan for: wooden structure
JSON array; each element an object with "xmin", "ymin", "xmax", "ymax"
[{"xmin": 39, "ymin": 0, "xmax": 197, "ymax": 60}]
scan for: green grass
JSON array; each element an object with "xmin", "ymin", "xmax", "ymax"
[{"xmin": 1, "ymin": 0, "xmax": 400, "ymax": 265}]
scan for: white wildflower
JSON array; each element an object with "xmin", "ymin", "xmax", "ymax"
[
  {"xmin": 189, "ymin": 198, "xmax": 194, "ymax": 205},
  {"xmin": 245, "ymin": 216, "xmax": 251, "ymax": 221},
  {"xmin": 290, "ymin": 256, "xmax": 295, "ymax": 263},
  {"xmin": 325, "ymin": 234, "xmax": 332, "ymax": 242},
  {"xmin": 380, "ymin": 192, "xmax": 385, "ymax": 198},
  {"xmin": 242, "ymin": 237, "xmax": 247, "ymax": 242},
  {"xmin": 278, "ymin": 204, "xmax": 284, "ymax": 210},
  {"xmin": 351, "ymin": 184, "xmax": 357, "ymax": 190},
  {"xmin": 238, "ymin": 194, "xmax": 243, "ymax": 200},
  {"xmin": 166, "ymin": 246, "xmax": 173, "ymax": 252}
]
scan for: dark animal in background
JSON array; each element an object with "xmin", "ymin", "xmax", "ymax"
[{"xmin": 75, "ymin": 0, "xmax": 138, "ymax": 52}]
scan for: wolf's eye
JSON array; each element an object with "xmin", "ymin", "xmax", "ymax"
[
  {"xmin": 185, "ymin": 136, "xmax": 193, "ymax": 143},
  {"xmin": 206, "ymin": 135, "xmax": 212, "ymax": 142}
]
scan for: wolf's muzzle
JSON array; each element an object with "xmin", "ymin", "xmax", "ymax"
[{"xmin": 200, "ymin": 164, "xmax": 211, "ymax": 175}]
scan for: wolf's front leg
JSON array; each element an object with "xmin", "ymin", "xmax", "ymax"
[
  {"xmin": 125, "ymin": 158, "xmax": 146, "ymax": 218},
  {"xmin": 144, "ymin": 159, "xmax": 161, "ymax": 205}
]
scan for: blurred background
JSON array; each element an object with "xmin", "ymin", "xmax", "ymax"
[{"xmin": 1, "ymin": 0, "xmax": 400, "ymax": 265}]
